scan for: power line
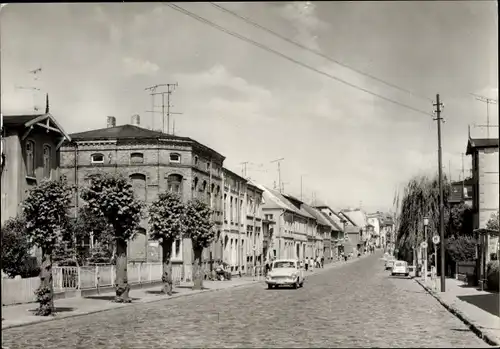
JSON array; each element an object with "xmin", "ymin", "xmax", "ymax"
[
  {"xmin": 209, "ymin": 2, "xmax": 433, "ymax": 103},
  {"xmin": 165, "ymin": 3, "xmax": 434, "ymax": 118}
]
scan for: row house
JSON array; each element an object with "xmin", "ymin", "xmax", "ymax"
[
  {"xmin": 59, "ymin": 115, "xmax": 225, "ymax": 273},
  {"xmin": 220, "ymin": 167, "xmax": 247, "ymax": 273},
  {"xmin": 379, "ymin": 216, "xmax": 395, "ymax": 253},
  {"xmin": 302, "ymin": 203, "xmax": 334, "ymax": 263},
  {"xmin": 245, "ymin": 182, "xmax": 265, "ymax": 268},
  {"xmin": 316, "ymin": 206, "xmax": 346, "ymax": 259},
  {"xmin": 466, "ymin": 136, "xmax": 499, "ymax": 283}
]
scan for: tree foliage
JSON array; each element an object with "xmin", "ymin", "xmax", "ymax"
[
  {"xmin": 80, "ymin": 173, "xmax": 143, "ymax": 302},
  {"xmin": 449, "ymin": 203, "xmax": 474, "ymax": 236},
  {"xmin": 149, "ymin": 191, "xmax": 185, "ymax": 242},
  {"xmin": 22, "ymin": 177, "xmax": 74, "ymax": 252},
  {"xmin": 396, "ymin": 175, "xmax": 451, "ymax": 262},
  {"xmin": 446, "ymin": 235, "xmax": 477, "ymax": 262},
  {"xmin": 1, "ymin": 216, "xmax": 39, "ymax": 278},
  {"xmin": 80, "ymin": 173, "xmax": 143, "ymax": 240},
  {"xmin": 184, "ymin": 198, "xmax": 215, "ymax": 249},
  {"xmin": 486, "ymin": 211, "xmax": 499, "ymax": 231}
]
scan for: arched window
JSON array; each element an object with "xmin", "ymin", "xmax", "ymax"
[
  {"xmin": 130, "ymin": 152, "xmax": 144, "ymax": 164},
  {"xmin": 91, "ymin": 153, "xmax": 104, "ymax": 164},
  {"xmin": 194, "ymin": 156, "xmax": 198, "ymax": 166},
  {"xmin": 169, "ymin": 153, "xmax": 181, "ymax": 163},
  {"xmin": 193, "ymin": 177, "xmax": 199, "ymax": 191},
  {"xmin": 43, "ymin": 145, "xmax": 51, "ymax": 178},
  {"xmin": 216, "ymin": 185, "xmax": 220, "ymax": 196},
  {"xmin": 211, "ymin": 183, "xmax": 215, "ymax": 193},
  {"xmin": 167, "ymin": 174, "xmax": 183, "ymax": 194},
  {"xmin": 25, "ymin": 140, "xmax": 35, "ymax": 177},
  {"xmin": 201, "ymin": 180, "xmax": 207, "ymax": 192},
  {"xmin": 129, "ymin": 173, "xmax": 147, "ymax": 202}
]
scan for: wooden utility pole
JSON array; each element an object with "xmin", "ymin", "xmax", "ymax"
[
  {"xmin": 270, "ymin": 158, "xmax": 284, "ymax": 193},
  {"xmin": 471, "ymin": 93, "xmax": 498, "ymax": 139},
  {"xmin": 433, "ymin": 94, "xmax": 446, "ymax": 293}
]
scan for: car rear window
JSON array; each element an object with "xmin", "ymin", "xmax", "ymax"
[{"xmin": 395, "ymin": 262, "xmax": 405, "ymax": 266}]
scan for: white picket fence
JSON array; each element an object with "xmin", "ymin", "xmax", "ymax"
[{"xmin": 2, "ymin": 263, "xmax": 190, "ymax": 306}]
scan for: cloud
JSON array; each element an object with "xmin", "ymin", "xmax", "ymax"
[
  {"xmin": 278, "ymin": 1, "xmax": 329, "ymax": 51},
  {"xmin": 122, "ymin": 57, "xmax": 159, "ymax": 76}
]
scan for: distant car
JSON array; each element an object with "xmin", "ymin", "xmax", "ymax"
[
  {"xmin": 391, "ymin": 260, "xmax": 409, "ymax": 277},
  {"xmin": 385, "ymin": 258, "xmax": 395, "ymax": 270},
  {"xmin": 265, "ymin": 259, "xmax": 304, "ymax": 289}
]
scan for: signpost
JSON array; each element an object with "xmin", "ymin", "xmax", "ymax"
[{"xmin": 432, "ymin": 235, "xmax": 440, "ymax": 290}]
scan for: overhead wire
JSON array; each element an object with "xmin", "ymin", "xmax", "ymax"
[
  {"xmin": 210, "ymin": 2, "xmax": 434, "ymax": 103},
  {"xmin": 165, "ymin": 3, "xmax": 434, "ymax": 117}
]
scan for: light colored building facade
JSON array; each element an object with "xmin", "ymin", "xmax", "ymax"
[
  {"xmin": 59, "ymin": 115, "xmax": 225, "ymax": 272},
  {"xmin": 466, "ymin": 137, "xmax": 499, "ymax": 267},
  {"xmin": 302, "ymin": 203, "xmax": 333, "ymax": 263},
  {"xmin": 1, "ymin": 104, "xmax": 71, "ymax": 227},
  {"xmin": 245, "ymin": 183, "xmax": 264, "ymax": 269},
  {"xmin": 316, "ymin": 206, "xmax": 346, "ymax": 259}
]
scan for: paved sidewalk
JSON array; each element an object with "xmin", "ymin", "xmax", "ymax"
[
  {"xmin": 1, "ymin": 277, "xmax": 258, "ymax": 330},
  {"xmin": 415, "ymin": 276, "xmax": 500, "ymax": 346}
]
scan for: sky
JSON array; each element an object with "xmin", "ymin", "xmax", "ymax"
[{"xmin": 1, "ymin": 2, "xmax": 498, "ymax": 213}]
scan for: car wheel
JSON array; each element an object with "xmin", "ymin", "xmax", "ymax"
[
  {"xmin": 267, "ymin": 284, "xmax": 273, "ymax": 289},
  {"xmin": 292, "ymin": 280, "xmax": 298, "ymax": 289},
  {"xmin": 391, "ymin": 273, "xmax": 395, "ymax": 276},
  {"xmin": 300, "ymin": 281, "xmax": 304, "ymax": 288},
  {"xmin": 405, "ymin": 273, "xmax": 409, "ymax": 277}
]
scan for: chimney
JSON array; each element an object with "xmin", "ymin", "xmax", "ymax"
[
  {"xmin": 107, "ymin": 116, "xmax": 116, "ymax": 128},
  {"xmin": 131, "ymin": 114, "xmax": 140, "ymax": 126}
]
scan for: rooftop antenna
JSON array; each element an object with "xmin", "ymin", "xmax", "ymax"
[
  {"xmin": 270, "ymin": 158, "xmax": 285, "ymax": 193},
  {"xmin": 145, "ymin": 84, "xmax": 167, "ymax": 131},
  {"xmin": 15, "ymin": 66, "xmax": 43, "ymax": 112},
  {"xmin": 470, "ymin": 93, "xmax": 498, "ymax": 139}
]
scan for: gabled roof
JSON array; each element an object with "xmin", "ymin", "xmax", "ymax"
[
  {"xmin": 255, "ymin": 184, "xmax": 314, "ymax": 219},
  {"xmin": 338, "ymin": 211, "xmax": 358, "ymax": 226},
  {"xmin": 3, "ymin": 112, "xmax": 71, "ymax": 144},
  {"xmin": 301, "ymin": 204, "xmax": 332, "ymax": 228},
  {"xmin": 282, "ymin": 194, "xmax": 316, "ymax": 220},
  {"xmin": 341, "ymin": 209, "xmax": 367, "ymax": 228},
  {"xmin": 320, "ymin": 212, "xmax": 343, "ymax": 232},
  {"xmin": 466, "ymin": 138, "xmax": 499, "ymax": 155}
]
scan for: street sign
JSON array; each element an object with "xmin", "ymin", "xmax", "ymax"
[
  {"xmin": 432, "ymin": 235, "xmax": 440, "ymax": 244},
  {"xmin": 421, "ymin": 241, "xmax": 428, "ymax": 249}
]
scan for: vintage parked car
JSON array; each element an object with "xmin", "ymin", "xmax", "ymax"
[
  {"xmin": 392, "ymin": 260, "xmax": 410, "ymax": 277},
  {"xmin": 385, "ymin": 257, "xmax": 395, "ymax": 271},
  {"xmin": 265, "ymin": 259, "xmax": 304, "ymax": 289}
]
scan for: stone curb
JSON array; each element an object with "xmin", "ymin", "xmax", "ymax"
[
  {"xmin": 414, "ymin": 278, "xmax": 499, "ymax": 347},
  {"xmin": 1, "ymin": 280, "xmax": 260, "ymax": 330}
]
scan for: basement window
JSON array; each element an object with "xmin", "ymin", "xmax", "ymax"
[{"xmin": 91, "ymin": 153, "xmax": 104, "ymax": 164}]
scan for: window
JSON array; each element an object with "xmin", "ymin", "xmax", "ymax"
[
  {"xmin": 201, "ymin": 180, "xmax": 207, "ymax": 192},
  {"xmin": 169, "ymin": 153, "xmax": 181, "ymax": 163},
  {"xmin": 43, "ymin": 145, "xmax": 51, "ymax": 178},
  {"xmin": 193, "ymin": 177, "xmax": 199, "ymax": 191},
  {"xmin": 206, "ymin": 162, "xmax": 210, "ymax": 171},
  {"xmin": 25, "ymin": 140, "xmax": 35, "ymax": 177},
  {"xmin": 91, "ymin": 153, "xmax": 104, "ymax": 164},
  {"xmin": 224, "ymin": 194, "xmax": 227, "ymax": 220},
  {"xmin": 167, "ymin": 174, "xmax": 183, "ymax": 194},
  {"xmin": 175, "ymin": 240, "xmax": 181, "ymax": 257},
  {"xmin": 130, "ymin": 152, "xmax": 144, "ymax": 164},
  {"xmin": 194, "ymin": 156, "xmax": 198, "ymax": 166}
]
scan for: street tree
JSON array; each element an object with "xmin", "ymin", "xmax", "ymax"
[
  {"xmin": 1, "ymin": 216, "xmax": 38, "ymax": 278},
  {"xmin": 80, "ymin": 173, "xmax": 143, "ymax": 303},
  {"xmin": 184, "ymin": 198, "xmax": 215, "ymax": 290},
  {"xmin": 22, "ymin": 177, "xmax": 73, "ymax": 315},
  {"xmin": 396, "ymin": 175, "xmax": 451, "ymax": 263},
  {"xmin": 149, "ymin": 191, "xmax": 185, "ymax": 295}
]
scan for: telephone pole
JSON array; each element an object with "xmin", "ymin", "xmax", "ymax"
[
  {"xmin": 434, "ymin": 94, "xmax": 446, "ymax": 293},
  {"xmin": 270, "ymin": 158, "xmax": 284, "ymax": 193},
  {"xmin": 145, "ymin": 84, "xmax": 167, "ymax": 130},
  {"xmin": 471, "ymin": 93, "xmax": 498, "ymax": 139}
]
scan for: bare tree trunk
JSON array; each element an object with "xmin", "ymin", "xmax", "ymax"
[
  {"xmin": 114, "ymin": 239, "xmax": 130, "ymax": 303},
  {"xmin": 36, "ymin": 249, "xmax": 54, "ymax": 316},
  {"xmin": 161, "ymin": 239, "xmax": 173, "ymax": 295},
  {"xmin": 192, "ymin": 247, "xmax": 204, "ymax": 290}
]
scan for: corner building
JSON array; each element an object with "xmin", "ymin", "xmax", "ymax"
[{"xmin": 59, "ymin": 115, "xmax": 225, "ymax": 274}]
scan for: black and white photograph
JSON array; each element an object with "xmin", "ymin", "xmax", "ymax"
[{"xmin": 0, "ymin": 1, "xmax": 498, "ymax": 348}]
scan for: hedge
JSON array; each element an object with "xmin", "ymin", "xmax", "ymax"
[{"xmin": 486, "ymin": 260, "xmax": 499, "ymax": 292}]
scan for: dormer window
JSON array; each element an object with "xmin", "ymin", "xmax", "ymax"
[
  {"xmin": 130, "ymin": 152, "xmax": 144, "ymax": 164},
  {"xmin": 170, "ymin": 153, "xmax": 181, "ymax": 163},
  {"xmin": 91, "ymin": 153, "xmax": 104, "ymax": 164}
]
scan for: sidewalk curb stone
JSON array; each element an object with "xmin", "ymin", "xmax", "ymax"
[{"xmin": 414, "ymin": 278, "xmax": 499, "ymax": 347}]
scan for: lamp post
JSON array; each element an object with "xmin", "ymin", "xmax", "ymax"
[{"xmin": 423, "ymin": 216, "xmax": 429, "ymax": 283}]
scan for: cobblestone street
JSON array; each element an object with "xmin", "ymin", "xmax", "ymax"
[{"xmin": 2, "ymin": 254, "xmax": 491, "ymax": 348}]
